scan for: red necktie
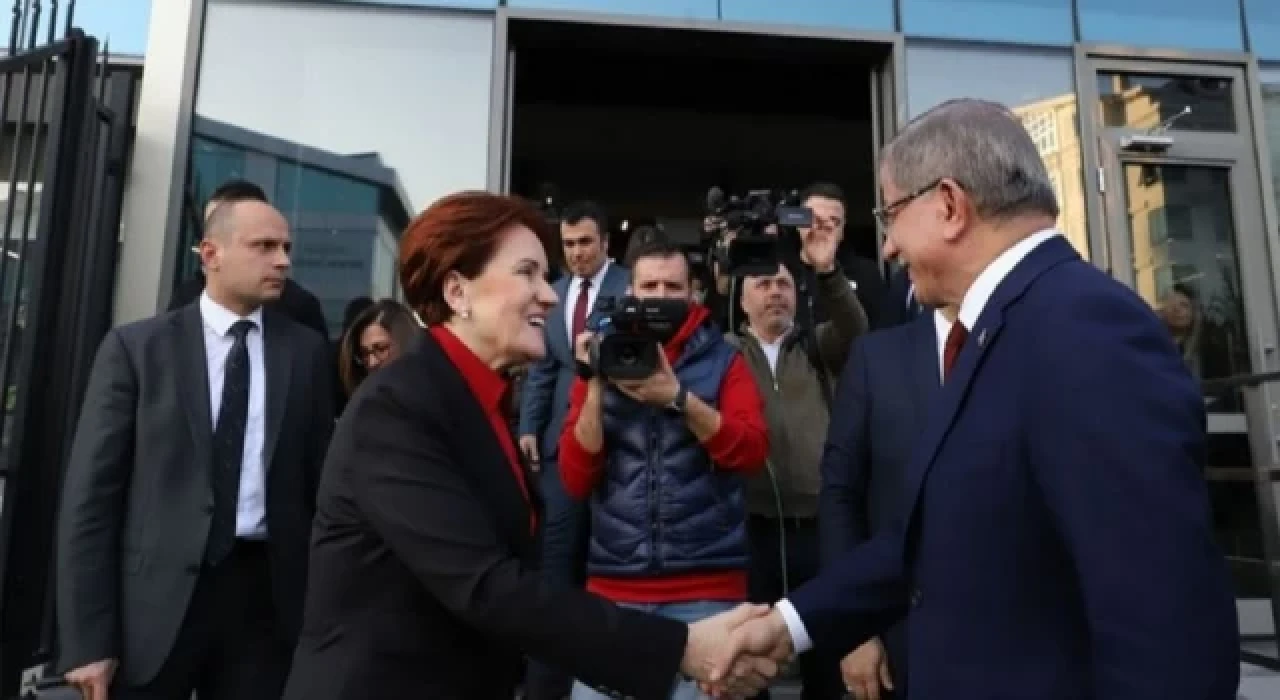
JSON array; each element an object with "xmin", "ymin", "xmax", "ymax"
[
  {"xmin": 571, "ymin": 277, "xmax": 591, "ymax": 340},
  {"xmin": 942, "ymin": 322, "xmax": 969, "ymax": 381}
]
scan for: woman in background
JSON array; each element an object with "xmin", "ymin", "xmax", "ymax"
[{"xmin": 337, "ymin": 298, "xmax": 418, "ymax": 397}]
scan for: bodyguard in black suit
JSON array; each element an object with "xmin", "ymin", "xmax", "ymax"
[
  {"xmin": 284, "ymin": 191, "xmax": 775, "ymax": 700},
  {"xmin": 57, "ymin": 197, "xmax": 335, "ymax": 700}
]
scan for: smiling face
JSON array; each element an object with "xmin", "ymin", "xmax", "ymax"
[{"xmin": 443, "ymin": 224, "xmax": 559, "ymax": 368}]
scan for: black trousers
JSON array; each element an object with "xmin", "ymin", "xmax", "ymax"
[
  {"xmin": 747, "ymin": 515, "xmax": 846, "ymax": 700},
  {"xmin": 111, "ymin": 541, "xmax": 293, "ymax": 700}
]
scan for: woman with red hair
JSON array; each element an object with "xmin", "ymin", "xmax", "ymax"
[{"xmin": 281, "ymin": 191, "xmax": 773, "ymax": 700}]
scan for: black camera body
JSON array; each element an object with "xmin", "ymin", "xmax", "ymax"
[
  {"xmin": 706, "ymin": 187, "xmax": 813, "ymax": 277},
  {"xmin": 587, "ymin": 295, "xmax": 685, "ymax": 380}
]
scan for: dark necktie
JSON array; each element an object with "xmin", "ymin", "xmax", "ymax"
[
  {"xmin": 942, "ymin": 321, "xmax": 969, "ymax": 382},
  {"xmin": 207, "ymin": 319, "xmax": 255, "ymax": 565},
  {"xmin": 571, "ymin": 277, "xmax": 591, "ymax": 340}
]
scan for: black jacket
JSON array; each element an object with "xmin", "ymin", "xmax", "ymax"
[{"xmin": 282, "ymin": 333, "xmax": 688, "ymax": 700}]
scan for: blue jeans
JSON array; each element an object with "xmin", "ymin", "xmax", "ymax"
[{"xmin": 570, "ymin": 600, "xmax": 736, "ymax": 700}]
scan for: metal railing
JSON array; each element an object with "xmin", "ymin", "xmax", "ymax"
[{"xmin": 0, "ymin": 1, "xmax": 139, "ymax": 695}]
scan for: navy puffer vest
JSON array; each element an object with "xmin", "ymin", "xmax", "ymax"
[{"xmin": 587, "ymin": 318, "xmax": 746, "ymax": 577}]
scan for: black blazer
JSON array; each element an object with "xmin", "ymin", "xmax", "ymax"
[
  {"xmin": 56, "ymin": 305, "xmax": 335, "ymax": 684},
  {"xmin": 282, "ymin": 333, "xmax": 688, "ymax": 700}
]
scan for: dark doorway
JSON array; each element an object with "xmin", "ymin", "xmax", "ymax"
[{"xmin": 507, "ymin": 19, "xmax": 884, "ymax": 261}]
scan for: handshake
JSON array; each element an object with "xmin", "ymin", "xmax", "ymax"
[{"xmin": 679, "ymin": 603, "xmax": 795, "ymax": 699}]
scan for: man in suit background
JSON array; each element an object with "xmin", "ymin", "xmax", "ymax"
[
  {"xmin": 818, "ymin": 305, "xmax": 951, "ymax": 700},
  {"xmin": 517, "ymin": 200, "xmax": 629, "ymax": 700},
  {"xmin": 719, "ymin": 98, "xmax": 1239, "ymax": 700},
  {"xmin": 169, "ymin": 179, "xmax": 330, "ymax": 342},
  {"xmin": 875, "ymin": 265, "xmax": 924, "ymax": 330},
  {"xmin": 57, "ymin": 193, "xmax": 335, "ymax": 700}
]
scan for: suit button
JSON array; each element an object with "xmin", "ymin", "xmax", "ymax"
[
  {"xmin": 202, "ymin": 501, "xmax": 214, "ymax": 514},
  {"xmin": 910, "ymin": 588, "xmax": 922, "ymax": 607},
  {"xmin": 186, "ymin": 562, "xmax": 200, "ymax": 575}
]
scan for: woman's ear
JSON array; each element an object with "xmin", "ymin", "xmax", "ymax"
[{"xmin": 442, "ymin": 270, "xmax": 470, "ymax": 318}]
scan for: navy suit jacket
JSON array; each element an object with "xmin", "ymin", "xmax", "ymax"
[
  {"xmin": 819, "ymin": 314, "xmax": 938, "ymax": 694},
  {"xmin": 519, "ymin": 264, "xmax": 630, "ymax": 462},
  {"xmin": 791, "ymin": 236, "xmax": 1239, "ymax": 700}
]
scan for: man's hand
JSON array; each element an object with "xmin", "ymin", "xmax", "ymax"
[
  {"xmin": 517, "ymin": 435, "xmax": 540, "ymax": 472},
  {"xmin": 801, "ymin": 227, "xmax": 839, "ymax": 274},
  {"xmin": 611, "ymin": 347, "xmax": 680, "ymax": 408},
  {"xmin": 682, "ymin": 604, "xmax": 778, "ymax": 699},
  {"xmin": 694, "ymin": 607, "xmax": 794, "ymax": 697},
  {"xmin": 65, "ymin": 658, "xmax": 117, "ymax": 700},
  {"xmin": 840, "ymin": 637, "xmax": 894, "ymax": 700}
]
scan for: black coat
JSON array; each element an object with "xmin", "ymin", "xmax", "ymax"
[{"xmin": 282, "ymin": 333, "xmax": 689, "ymax": 700}]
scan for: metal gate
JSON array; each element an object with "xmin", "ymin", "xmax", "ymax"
[{"xmin": 0, "ymin": 2, "xmax": 139, "ymax": 696}]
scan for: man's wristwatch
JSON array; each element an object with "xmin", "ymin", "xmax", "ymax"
[{"xmin": 668, "ymin": 386, "xmax": 689, "ymax": 413}]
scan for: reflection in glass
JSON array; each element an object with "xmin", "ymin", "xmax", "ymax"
[
  {"xmin": 905, "ymin": 41, "xmax": 1088, "ymax": 258},
  {"xmin": 1123, "ymin": 165, "xmax": 1249, "ymax": 382},
  {"xmin": 505, "ymin": 0, "xmax": 717, "ymax": 19},
  {"xmin": 1122, "ymin": 163, "xmax": 1265, "ymax": 615},
  {"xmin": 899, "ymin": 0, "xmax": 1072, "ymax": 45},
  {"xmin": 187, "ymin": 1, "xmax": 492, "ymax": 334},
  {"xmin": 719, "ymin": 0, "xmax": 892, "ymax": 31},
  {"xmin": 1246, "ymin": 0, "xmax": 1280, "ymax": 61},
  {"xmin": 1096, "ymin": 73, "xmax": 1236, "ymax": 132},
  {"xmin": 181, "ymin": 117, "xmax": 411, "ymax": 338},
  {"xmin": 1078, "ymin": 0, "xmax": 1244, "ymax": 52}
]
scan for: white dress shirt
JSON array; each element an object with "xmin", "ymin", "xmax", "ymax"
[
  {"xmin": 199, "ymin": 293, "xmax": 269, "ymax": 540},
  {"xmin": 750, "ymin": 325, "xmax": 791, "ymax": 377},
  {"xmin": 775, "ymin": 228, "xmax": 1061, "ymax": 654},
  {"xmin": 564, "ymin": 259, "xmax": 612, "ymax": 346}
]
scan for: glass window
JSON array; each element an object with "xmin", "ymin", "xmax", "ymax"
[
  {"xmin": 1123, "ymin": 164, "xmax": 1250, "ymax": 383},
  {"xmin": 900, "ymin": 0, "xmax": 1072, "ymax": 46},
  {"xmin": 183, "ymin": 1, "xmax": 482, "ymax": 328},
  {"xmin": 719, "ymin": 0, "xmax": 893, "ymax": 31},
  {"xmin": 1261, "ymin": 66, "xmax": 1280, "ymax": 220},
  {"xmin": 274, "ymin": 163, "xmax": 379, "ymax": 217},
  {"xmin": 905, "ymin": 41, "xmax": 1089, "ymax": 258},
  {"xmin": 1096, "ymin": 73, "xmax": 1236, "ymax": 132},
  {"xmin": 1078, "ymin": 0, "xmax": 1244, "ymax": 52},
  {"xmin": 505, "ymin": 0, "xmax": 717, "ymax": 20},
  {"xmin": 1246, "ymin": 0, "xmax": 1280, "ymax": 60}
]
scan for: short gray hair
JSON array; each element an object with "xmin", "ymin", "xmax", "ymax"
[{"xmin": 881, "ymin": 98, "xmax": 1059, "ymax": 221}]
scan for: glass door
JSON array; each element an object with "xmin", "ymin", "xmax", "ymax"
[{"xmin": 1087, "ymin": 56, "xmax": 1280, "ymax": 663}]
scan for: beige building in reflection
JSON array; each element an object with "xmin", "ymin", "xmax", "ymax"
[
  {"xmin": 1012, "ymin": 93, "xmax": 1089, "ymax": 260},
  {"xmin": 1093, "ymin": 75, "xmax": 1241, "ymax": 323}
]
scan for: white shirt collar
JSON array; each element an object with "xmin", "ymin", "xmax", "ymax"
[
  {"xmin": 199, "ymin": 291, "xmax": 264, "ymax": 336},
  {"xmin": 577, "ymin": 259, "xmax": 611, "ymax": 288},
  {"xmin": 955, "ymin": 228, "xmax": 1059, "ymax": 330}
]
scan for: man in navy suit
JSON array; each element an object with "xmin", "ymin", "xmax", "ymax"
[
  {"xmin": 819, "ymin": 306, "xmax": 950, "ymax": 700},
  {"xmin": 712, "ymin": 98, "xmax": 1239, "ymax": 700},
  {"xmin": 517, "ymin": 200, "xmax": 629, "ymax": 700}
]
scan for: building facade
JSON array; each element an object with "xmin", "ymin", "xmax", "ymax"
[{"xmin": 121, "ymin": 0, "xmax": 1280, "ymax": 659}]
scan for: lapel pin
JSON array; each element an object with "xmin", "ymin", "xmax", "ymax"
[{"xmin": 977, "ymin": 329, "xmax": 987, "ymax": 347}]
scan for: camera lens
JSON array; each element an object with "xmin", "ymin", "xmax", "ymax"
[{"xmin": 619, "ymin": 345, "xmax": 638, "ymax": 365}]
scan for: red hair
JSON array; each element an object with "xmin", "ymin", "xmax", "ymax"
[{"xmin": 399, "ymin": 191, "xmax": 554, "ymax": 325}]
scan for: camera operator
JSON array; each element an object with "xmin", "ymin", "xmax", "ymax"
[
  {"xmin": 557, "ymin": 237, "xmax": 770, "ymax": 700},
  {"xmin": 796, "ymin": 183, "xmax": 887, "ymax": 329},
  {"xmin": 728, "ymin": 225, "xmax": 868, "ymax": 700}
]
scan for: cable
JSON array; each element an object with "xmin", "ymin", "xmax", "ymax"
[{"xmin": 764, "ymin": 458, "xmax": 790, "ymax": 594}]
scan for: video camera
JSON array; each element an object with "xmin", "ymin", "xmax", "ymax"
[
  {"xmin": 705, "ymin": 187, "xmax": 812, "ymax": 277},
  {"xmin": 586, "ymin": 295, "xmax": 686, "ymax": 380}
]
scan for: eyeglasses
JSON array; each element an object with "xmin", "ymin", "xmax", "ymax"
[
  {"xmin": 872, "ymin": 178, "xmax": 945, "ymax": 229},
  {"xmin": 357, "ymin": 342, "xmax": 392, "ymax": 367}
]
